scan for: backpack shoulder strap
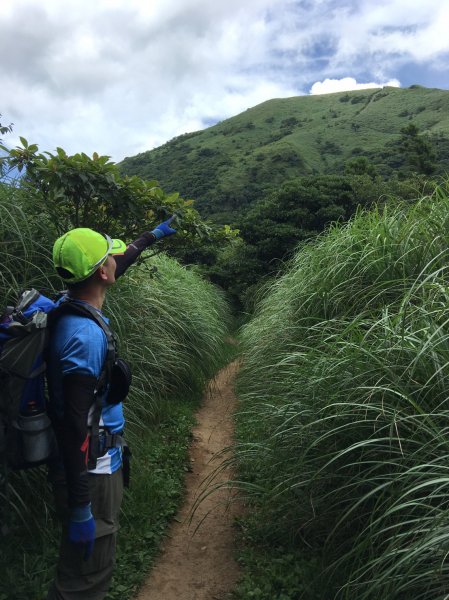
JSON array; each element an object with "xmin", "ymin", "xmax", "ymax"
[{"xmin": 48, "ymin": 299, "xmax": 114, "ymax": 341}]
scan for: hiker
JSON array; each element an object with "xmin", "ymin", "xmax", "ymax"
[{"xmin": 46, "ymin": 218, "xmax": 176, "ymax": 600}]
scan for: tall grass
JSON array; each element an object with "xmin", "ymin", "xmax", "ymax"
[
  {"xmin": 235, "ymin": 181, "xmax": 449, "ymax": 599},
  {"xmin": 0, "ymin": 184, "xmax": 57, "ymax": 300},
  {"xmin": 0, "ymin": 183, "xmax": 231, "ymax": 598},
  {"xmin": 106, "ymin": 255, "xmax": 231, "ymax": 446}
]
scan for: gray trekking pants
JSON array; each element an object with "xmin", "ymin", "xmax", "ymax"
[{"xmin": 46, "ymin": 468, "xmax": 124, "ymax": 600}]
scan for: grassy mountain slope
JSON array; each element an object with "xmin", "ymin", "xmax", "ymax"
[{"xmin": 120, "ymin": 86, "xmax": 449, "ymax": 223}]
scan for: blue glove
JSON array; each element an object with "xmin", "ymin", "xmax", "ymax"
[
  {"xmin": 69, "ymin": 503, "xmax": 96, "ymax": 561},
  {"xmin": 151, "ymin": 216, "xmax": 177, "ymax": 239}
]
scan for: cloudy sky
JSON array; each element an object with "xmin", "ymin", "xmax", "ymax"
[{"xmin": 1, "ymin": 0, "xmax": 448, "ymax": 162}]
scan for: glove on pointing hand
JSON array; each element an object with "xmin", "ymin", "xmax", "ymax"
[
  {"xmin": 69, "ymin": 503, "xmax": 96, "ymax": 561},
  {"xmin": 151, "ymin": 216, "xmax": 177, "ymax": 239}
]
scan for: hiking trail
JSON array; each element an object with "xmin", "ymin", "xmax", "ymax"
[{"xmin": 136, "ymin": 360, "xmax": 242, "ymax": 600}]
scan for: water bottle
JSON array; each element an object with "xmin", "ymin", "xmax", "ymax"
[{"xmin": 15, "ymin": 400, "xmax": 55, "ymax": 464}]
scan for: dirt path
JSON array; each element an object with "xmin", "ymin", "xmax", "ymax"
[{"xmin": 136, "ymin": 361, "xmax": 242, "ymax": 600}]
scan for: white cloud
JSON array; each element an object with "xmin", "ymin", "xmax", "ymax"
[
  {"xmin": 1, "ymin": 0, "xmax": 448, "ymax": 162},
  {"xmin": 309, "ymin": 77, "xmax": 401, "ymax": 95}
]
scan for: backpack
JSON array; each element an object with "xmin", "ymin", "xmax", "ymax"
[
  {"xmin": 0, "ymin": 289, "xmax": 130, "ymax": 471},
  {"xmin": 0, "ymin": 290, "xmax": 56, "ymax": 469}
]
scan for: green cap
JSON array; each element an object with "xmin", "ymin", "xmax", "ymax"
[{"xmin": 53, "ymin": 228, "xmax": 126, "ymax": 283}]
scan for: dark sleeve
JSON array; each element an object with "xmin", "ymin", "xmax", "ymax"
[
  {"xmin": 114, "ymin": 231, "xmax": 157, "ymax": 279},
  {"xmin": 59, "ymin": 374, "xmax": 97, "ymax": 508}
]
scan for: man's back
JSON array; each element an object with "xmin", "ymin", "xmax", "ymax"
[{"xmin": 48, "ymin": 306, "xmax": 125, "ymax": 474}]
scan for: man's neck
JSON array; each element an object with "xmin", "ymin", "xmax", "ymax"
[{"xmin": 68, "ymin": 287, "xmax": 106, "ymax": 310}]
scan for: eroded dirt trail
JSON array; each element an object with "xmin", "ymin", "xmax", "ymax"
[{"xmin": 136, "ymin": 361, "xmax": 242, "ymax": 600}]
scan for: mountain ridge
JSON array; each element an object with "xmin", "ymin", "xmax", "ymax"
[{"xmin": 119, "ymin": 85, "xmax": 449, "ymax": 223}]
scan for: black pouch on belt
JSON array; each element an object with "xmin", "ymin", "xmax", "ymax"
[{"xmin": 107, "ymin": 357, "xmax": 132, "ymax": 404}]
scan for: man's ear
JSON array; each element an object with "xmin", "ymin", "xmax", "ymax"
[{"xmin": 97, "ymin": 264, "xmax": 108, "ymax": 282}]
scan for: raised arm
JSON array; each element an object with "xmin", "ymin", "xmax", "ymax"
[{"xmin": 114, "ymin": 217, "xmax": 177, "ymax": 279}]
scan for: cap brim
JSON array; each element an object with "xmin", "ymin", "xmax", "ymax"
[{"xmin": 109, "ymin": 239, "xmax": 126, "ymax": 255}]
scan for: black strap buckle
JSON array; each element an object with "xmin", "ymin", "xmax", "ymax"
[{"xmin": 99, "ymin": 429, "xmax": 124, "ymax": 450}]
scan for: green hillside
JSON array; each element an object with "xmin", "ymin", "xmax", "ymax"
[{"xmin": 120, "ymin": 86, "xmax": 449, "ymax": 223}]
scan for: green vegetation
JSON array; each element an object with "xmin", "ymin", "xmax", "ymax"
[
  {"xmin": 233, "ymin": 182, "xmax": 449, "ymax": 598},
  {"xmin": 119, "ymin": 87, "xmax": 448, "ymax": 311},
  {"xmin": 0, "ymin": 139, "xmax": 238, "ymax": 258},
  {"xmin": 0, "ymin": 157, "xmax": 232, "ymax": 599},
  {"xmin": 206, "ymin": 172, "xmax": 432, "ymax": 310},
  {"xmin": 119, "ymin": 86, "xmax": 449, "ymax": 225},
  {"xmin": 3, "ymin": 88, "xmax": 449, "ymax": 598},
  {"xmin": 0, "ymin": 115, "xmax": 13, "ymax": 144}
]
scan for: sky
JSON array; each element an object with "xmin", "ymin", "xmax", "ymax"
[{"xmin": 1, "ymin": 0, "xmax": 449, "ymax": 162}]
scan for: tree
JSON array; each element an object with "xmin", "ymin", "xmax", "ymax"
[
  {"xmin": 0, "ymin": 114, "xmax": 13, "ymax": 142},
  {"xmin": 345, "ymin": 157, "xmax": 378, "ymax": 179},
  {"xmin": 399, "ymin": 123, "xmax": 437, "ymax": 175},
  {"xmin": 0, "ymin": 114, "xmax": 13, "ymax": 178},
  {"xmin": 205, "ymin": 175, "xmax": 361, "ymax": 309},
  {"xmin": 242, "ymin": 175, "xmax": 356, "ymax": 262},
  {"xmin": 0, "ymin": 139, "xmax": 238, "ymax": 257}
]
